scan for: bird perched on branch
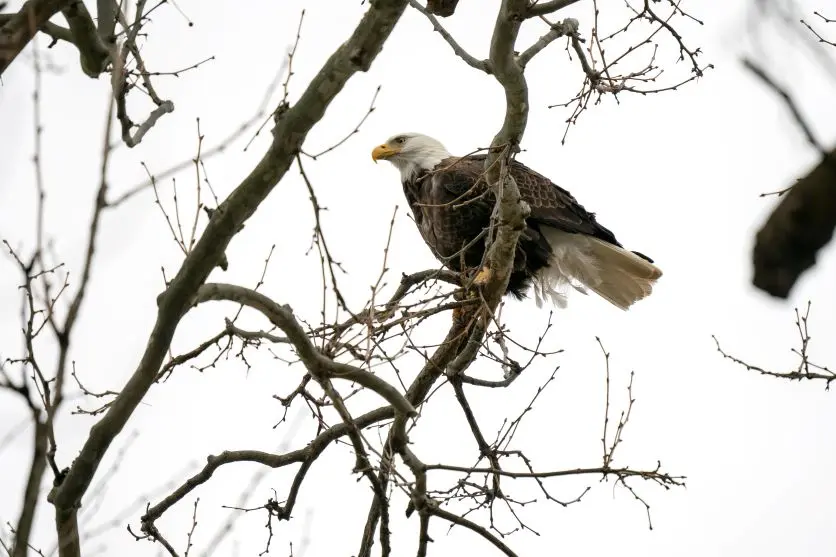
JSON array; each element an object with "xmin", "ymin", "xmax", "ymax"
[{"xmin": 371, "ymin": 133, "xmax": 662, "ymax": 310}]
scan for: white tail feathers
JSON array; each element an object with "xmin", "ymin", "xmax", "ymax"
[{"xmin": 533, "ymin": 229, "xmax": 662, "ymax": 311}]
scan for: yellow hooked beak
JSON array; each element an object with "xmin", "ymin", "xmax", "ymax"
[{"xmin": 371, "ymin": 143, "xmax": 401, "ymax": 163}]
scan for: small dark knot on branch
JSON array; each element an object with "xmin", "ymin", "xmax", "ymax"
[
  {"xmin": 426, "ymin": 0, "xmax": 460, "ymax": 17},
  {"xmin": 52, "ymin": 467, "xmax": 69, "ymax": 487},
  {"xmin": 273, "ymin": 101, "xmax": 290, "ymax": 124},
  {"xmin": 265, "ymin": 497, "xmax": 291, "ymax": 520},
  {"xmin": 349, "ymin": 47, "xmax": 370, "ymax": 70}
]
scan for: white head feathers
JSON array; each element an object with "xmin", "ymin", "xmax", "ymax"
[{"xmin": 371, "ymin": 133, "xmax": 452, "ymax": 181}]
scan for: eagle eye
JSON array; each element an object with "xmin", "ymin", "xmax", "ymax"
[{"xmin": 394, "ymin": 136, "xmax": 406, "ymax": 144}]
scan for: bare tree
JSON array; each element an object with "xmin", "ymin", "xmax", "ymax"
[{"xmin": 0, "ymin": 1, "xmax": 705, "ymax": 555}]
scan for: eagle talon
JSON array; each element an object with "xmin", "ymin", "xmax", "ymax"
[{"xmin": 472, "ymin": 266, "xmax": 492, "ymax": 286}]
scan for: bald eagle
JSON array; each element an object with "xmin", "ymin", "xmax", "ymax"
[{"xmin": 371, "ymin": 133, "xmax": 662, "ymax": 310}]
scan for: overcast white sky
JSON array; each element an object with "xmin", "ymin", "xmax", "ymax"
[{"xmin": 2, "ymin": 1, "xmax": 836, "ymax": 556}]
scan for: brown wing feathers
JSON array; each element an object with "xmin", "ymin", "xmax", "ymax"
[{"xmin": 401, "ymin": 153, "xmax": 659, "ymax": 304}]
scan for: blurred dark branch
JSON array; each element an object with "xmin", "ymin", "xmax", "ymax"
[
  {"xmin": 0, "ymin": 0, "xmax": 69, "ymax": 76},
  {"xmin": 752, "ymin": 146, "xmax": 836, "ymax": 298},
  {"xmin": 0, "ymin": 13, "xmax": 72, "ymax": 43},
  {"xmin": 108, "ymin": 63, "xmax": 287, "ymax": 207},
  {"xmin": 743, "ymin": 58, "xmax": 826, "ymax": 154},
  {"xmin": 356, "ymin": 320, "xmax": 471, "ymax": 557},
  {"xmin": 742, "ymin": 58, "xmax": 836, "ymax": 298},
  {"xmin": 0, "ymin": 0, "xmax": 113, "ymax": 77}
]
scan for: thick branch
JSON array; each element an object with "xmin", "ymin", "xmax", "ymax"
[
  {"xmin": 61, "ymin": 0, "xmax": 110, "ymax": 77},
  {"xmin": 742, "ymin": 59, "xmax": 825, "ymax": 155},
  {"xmin": 12, "ymin": 421, "xmax": 49, "ymax": 557},
  {"xmin": 48, "ymin": 0, "xmax": 410, "ymax": 547},
  {"xmin": 0, "ymin": 13, "xmax": 73, "ymax": 43},
  {"xmin": 54, "ymin": 509, "xmax": 80, "ymax": 557},
  {"xmin": 95, "ymin": 0, "xmax": 116, "ymax": 44},
  {"xmin": 489, "ymin": 0, "xmax": 529, "ymax": 152},
  {"xmin": 479, "ymin": 0, "xmax": 531, "ymax": 310},
  {"xmin": 0, "ymin": 0, "xmax": 70, "ymax": 77},
  {"xmin": 742, "ymin": 54, "xmax": 836, "ymax": 298}
]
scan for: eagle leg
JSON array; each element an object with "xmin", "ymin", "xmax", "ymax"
[{"xmin": 472, "ymin": 266, "xmax": 492, "ymax": 286}]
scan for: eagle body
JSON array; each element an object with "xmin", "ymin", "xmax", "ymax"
[
  {"xmin": 372, "ymin": 134, "xmax": 662, "ymax": 310},
  {"xmin": 404, "ymin": 155, "xmax": 556, "ymax": 298}
]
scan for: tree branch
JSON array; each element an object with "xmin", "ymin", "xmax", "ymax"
[
  {"xmin": 408, "ymin": 0, "xmax": 492, "ymax": 73},
  {"xmin": 60, "ymin": 0, "xmax": 110, "ymax": 77},
  {"xmin": 47, "ymin": 3, "xmax": 410, "ymax": 554},
  {"xmin": 192, "ymin": 283, "xmax": 416, "ymax": 417},
  {"xmin": 478, "ymin": 0, "xmax": 531, "ymax": 312},
  {"xmin": 0, "ymin": 0, "xmax": 70, "ymax": 77},
  {"xmin": 517, "ymin": 17, "xmax": 578, "ymax": 67},
  {"xmin": 356, "ymin": 321, "xmax": 471, "ymax": 557},
  {"xmin": 12, "ymin": 421, "xmax": 49, "ymax": 557},
  {"xmin": 96, "ymin": 0, "xmax": 117, "ymax": 45},
  {"xmin": 143, "ymin": 405, "xmax": 394, "ymax": 530},
  {"xmin": 0, "ymin": 13, "xmax": 73, "ymax": 43},
  {"xmin": 742, "ymin": 58, "xmax": 826, "ymax": 155}
]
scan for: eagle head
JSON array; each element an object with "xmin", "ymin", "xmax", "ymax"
[{"xmin": 372, "ymin": 133, "xmax": 452, "ymax": 180}]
